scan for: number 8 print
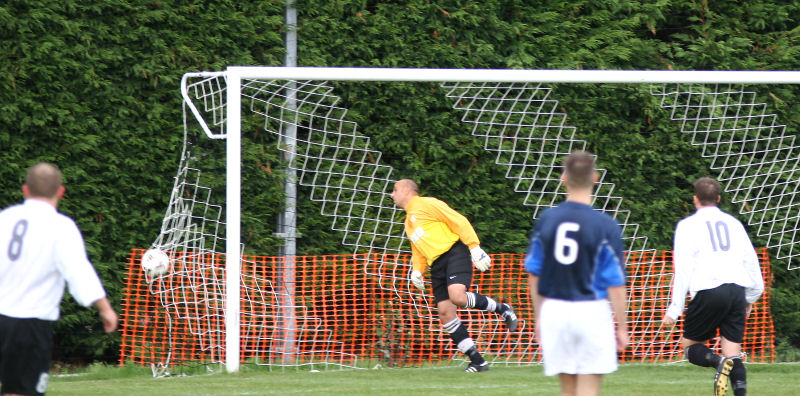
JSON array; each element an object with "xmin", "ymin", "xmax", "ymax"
[{"xmin": 7, "ymin": 219, "xmax": 28, "ymax": 261}]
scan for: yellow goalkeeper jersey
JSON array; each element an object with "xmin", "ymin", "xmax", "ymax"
[{"xmin": 403, "ymin": 195, "xmax": 480, "ymax": 272}]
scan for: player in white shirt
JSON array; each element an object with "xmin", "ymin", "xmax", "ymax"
[
  {"xmin": 0, "ymin": 163, "xmax": 118, "ymax": 396},
  {"xmin": 662, "ymin": 177, "xmax": 764, "ymax": 396}
]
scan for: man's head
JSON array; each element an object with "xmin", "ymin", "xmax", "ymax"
[
  {"xmin": 693, "ymin": 176, "xmax": 721, "ymax": 206},
  {"xmin": 23, "ymin": 162, "xmax": 65, "ymax": 204},
  {"xmin": 562, "ymin": 150, "xmax": 597, "ymax": 191},
  {"xmin": 391, "ymin": 179, "xmax": 419, "ymax": 209}
]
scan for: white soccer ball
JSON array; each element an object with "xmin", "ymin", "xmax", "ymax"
[{"xmin": 141, "ymin": 248, "xmax": 171, "ymax": 277}]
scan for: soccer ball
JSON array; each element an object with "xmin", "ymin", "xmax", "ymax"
[{"xmin": 141, "ymin": 248, "xmax": 171, "ymax": 277}]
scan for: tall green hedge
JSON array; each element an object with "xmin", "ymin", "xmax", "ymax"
[{"xmin": 1, "ymin": 0, "xmax": 799, "ymax": 364}]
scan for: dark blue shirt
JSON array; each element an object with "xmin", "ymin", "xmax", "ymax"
[{"xmin": 524, "ymin": 200, "xmax": 626, "ymax": 301}]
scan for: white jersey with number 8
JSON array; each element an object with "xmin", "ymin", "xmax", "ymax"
[{"xmin": 0, "ymin": 199, "xmax": 106, "ymax": 321}]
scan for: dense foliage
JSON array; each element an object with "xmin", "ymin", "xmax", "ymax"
[{"xmin": 1, "ymin": 0, "xmax": 799, "ymax": 363}]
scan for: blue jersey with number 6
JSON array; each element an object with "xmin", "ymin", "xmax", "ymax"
[{"xmin": 524, "ymin": 201, "xmax": 625, "ymax": 301}]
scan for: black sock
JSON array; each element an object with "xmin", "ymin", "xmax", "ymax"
[
  {"xmin": 730, "ymin": 357, "xmax": 746, "ymax": 396},
  {"xmin": 465, "ymin": 346, "xmax": 485, "ymax": 365},
  {"xmin": 686, "ymin": 344, "xmax": 721, "ymax": 368},
  {"xmin": 465, "ymin": 292, "xmax": 505, "ymax": 313},
  {"xmin": 443, "ymin": 317, "xmax": 485, "ymax": 365}
]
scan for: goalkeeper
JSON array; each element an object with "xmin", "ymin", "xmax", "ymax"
[{"xmin": 391, "ymin": 178, "xmax": 518, "ymax": 373}]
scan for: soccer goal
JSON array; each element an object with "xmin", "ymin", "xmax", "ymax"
[{"xmin": 121, "ymin": 67, "xmax": 798, "ymax": 375}]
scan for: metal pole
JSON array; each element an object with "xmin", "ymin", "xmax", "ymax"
[{"xmin": 278, "ymin": 0, "xmax": 298, "ymax": 365}]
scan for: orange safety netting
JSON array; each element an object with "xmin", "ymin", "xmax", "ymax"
[{"xmin": 119, "ymin": 248, "xmax": 774, "ymax": 369}]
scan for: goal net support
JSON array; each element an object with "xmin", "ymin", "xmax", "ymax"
[{"xmin": 120, "ymin": 67, "xmax": 798, "ymax": 374}]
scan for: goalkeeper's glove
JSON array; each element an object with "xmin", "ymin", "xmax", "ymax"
[
  {"xmin": 410, "ymin": 270, "xmax": 425, "ymax": 290},
  {"xmin": 470, "ymin": 246, "xmax": 491, "ymax": 272}
]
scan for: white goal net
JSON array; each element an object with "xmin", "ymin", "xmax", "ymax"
[{"xmin": 132, "ymin": 68, "xmax": 797, "ymax": 374}]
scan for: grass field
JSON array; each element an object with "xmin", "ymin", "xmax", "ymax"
[{"xmin": 45, "ymin": 362, "xmax": 799, "ymax": 395}]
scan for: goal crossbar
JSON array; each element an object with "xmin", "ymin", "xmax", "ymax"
[{"xmin": 226, "ymin": 67, "xmax": 800, "ymax": 84}]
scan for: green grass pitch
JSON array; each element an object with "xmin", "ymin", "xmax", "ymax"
[{"xmin": 44, "ymin": 362, "xmax": 799, "ymax": 395}]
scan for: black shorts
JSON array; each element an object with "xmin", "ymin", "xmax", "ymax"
[
  {"xmin": 0, "ymin": 314, "xmax": 54, "ymax": 396},
  {"xmin": 683, "ymin": 283, "xmax": 747, "ymax": 343},
  {"xmin": 429, "ymin": 241, "xmax": 473, "ymax": 304}
]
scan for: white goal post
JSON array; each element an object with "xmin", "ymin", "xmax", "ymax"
[{"xmin": 170, "ymin": 67, "xmax": 800, "ymax": 373}]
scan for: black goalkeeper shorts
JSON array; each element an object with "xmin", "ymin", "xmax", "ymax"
[
  {"xmin": 429, "ymin": 240, "xmax": 473, "ymax": 304},
  {"xmin": 683, "ymin": 283, "xmax": 747, "ymax": 343},
  {"xmin": 0, "ymin": 314, "xmax": 54, "ymax": 396}
]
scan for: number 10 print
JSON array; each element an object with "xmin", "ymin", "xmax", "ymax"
[{"xmin": 706, "ymin": 221, "xmax": 730, "ymax": 252}]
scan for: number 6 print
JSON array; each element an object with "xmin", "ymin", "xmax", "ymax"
[{"xmin": 555, "ymin": 222, "xmax": 580, "ymax": 265}]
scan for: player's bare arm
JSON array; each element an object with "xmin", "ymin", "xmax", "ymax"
[{"xmin": 608, "ymin": 285, "xmax": 629, "ymax": 351}]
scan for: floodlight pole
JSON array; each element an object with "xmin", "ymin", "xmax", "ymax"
[{"xmin": 278, "ymin": 0, "xmax": 299, "ymax": 365}]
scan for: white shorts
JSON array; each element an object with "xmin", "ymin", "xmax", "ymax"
[{"xmin": 539, "ymin": 298, "xmax": 618, "ymax": 376}]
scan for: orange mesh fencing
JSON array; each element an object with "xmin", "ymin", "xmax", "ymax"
[{"xmin": 119, "ymin": 248, "xmax": 775, "ymax": 369}]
